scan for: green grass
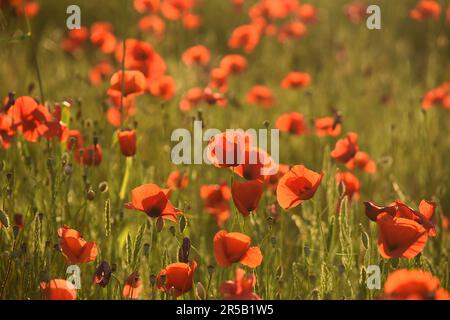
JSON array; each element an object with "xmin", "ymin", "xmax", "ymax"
[{"xmin": 0, "ymin": 0, "xmax": 449, "ymax": 300}]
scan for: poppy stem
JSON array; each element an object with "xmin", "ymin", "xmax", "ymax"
[
  {"xmin": 119, "ymin": 157, "xmax": 132, "ymax": 200},
  {"xmin": 0, "ymin": 238, "xmax": 16, "ymax": 300}
]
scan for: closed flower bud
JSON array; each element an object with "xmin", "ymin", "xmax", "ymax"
[
  {"xmin": 143, "ymin": 243, "xmax": 150, "ymax": 256},
  {"xmin": 87, "ymin": 188, "xmax": 95, "ymax": 201},
  {"xmin": 0, "ymin": 210, "xmax": 10, "ymax": 228},
  {"xmin": 98, "ymin": 181, "xmax": 109, "ymax": 193},
  {"xmin": 207, "ymin": 265, "xmax": 215, "ymax": 275},
  {"xmin": 196, "ymin": 282, "xmax": 206, "ymax": 300},
  {"xmin": 178, "ymin": 237, "xmax": 190, "ymax": 263},
  {"xmin": 156, "ymin": 217, "xmax": 164, "ymax": 232},
  {"xmin": 118, "ymin": 129, "xmax": 137, "ymax": 157},
  {"xmin": 169, "ymin": 225, "xmax": 176, "ymax": 237}
]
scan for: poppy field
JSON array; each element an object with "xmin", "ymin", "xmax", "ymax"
[{"xmin": 0, "ymin": 0, "xmax": 449, "ymax": 301}]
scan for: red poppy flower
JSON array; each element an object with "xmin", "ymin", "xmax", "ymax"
[
  {"xmin": 228, "ymin": 24, "xmax": 261, "ymax": 53},
  {"xmin": 138, "ymin": 15, "xmax": 165, "ymax": 39},
  {"xmin": 209, "ymin": 68, "xmax": 229, "ymax": 93},
  {"xmin": 122, "ymin": 272, "xmax": 143, "ymax": 299},
  {"xmin": 206, "ymin": 130, "xmax": 254, "ymax": 168},
  {"xmin": 58, "ymin": 225, "xmax": 98, "ymax": 264},
  {"xmin": 118, "ymin": 129, "xmax": 137, "ymax": 157},
  {"xmin": 231, "ymin": 180, "xmax": 263, "ymax": 217},
  {"xmin": 365, "ymin": 200, "xmax": 437, "ymax": 258},
  {"xmin": 148, "ymin": 75, "xmax": 176, "ymax": 100},
  {"xmin": 214, "ymin": 230, "xmax": 263, "ymax": 268},
  {"xmin": 335, "ymin": 171, "xmax": 360, "ymax": 201},
  {"xmin": 298, "ymin": 4, "xmax": 318, "ymax": 24},
  {"xmin": 278, "ymin": 21, "xmax": 307, "ymax": 43},
  {"xmin": 161, "ymin": 0, "xmax": 195, "ymax": 20},
  {"xmin": 179, "ymin": 87, "xmax": 204, "ymax": 112},
  {"xmin": 124, "ymin": 183, "xmax": 181, "ymax": 222},
  {"xmin": 0, "ymin": 113, "xmax": 15, "ymax": 149},
  {"xmin": 410, "ymin": 0, "xmax": 441, "ymax": 21},
  {"xmin": 345, "ymin": 151, "xmax": 376, "ymax": 174},
  {"xmin": 220, "ymin": 54, "xmax": 247, "ymax": 75},
  {"xmin": 200, "ymin": 184, "xmax": 231, "ymax": 227},
  {"xmin": 422, "ymin": 82, "xmax": 450, "ymax": 110},
  {"xmin": 315, "ymin": 117, "xmax": 341, "ymax": 137},
  {"xmin": 167, "ymin": 170, "xmax": 189, "ymax": 189},
  {"xmin": 383, "ymin": 269, "xmax": 450, "ymax": 300},
  {"xmin": 61, "ymin": 27, "xmax": 88, "ymax": 52},
  {"xmin": 107, "ymin": 70, "xmax": 147, "ymax": 99},
  {"xmin": 220, "ymin": 268, "xmax": 261, "ymax": 300},
  {"xmin": 182, "ymin": 45, "xmax": 210, "ymax": 66},
  {"xmin": 233, "ymin": 147, "xmax": 277, "ymax": 182},
  {"xmin": 90, "ymin": 22, "xmax": 117, "ymax": 54},
  {"xmin": 330, "ymin": 132, "xmax": 359, "ymax": 163},
  {"xmin": 182, "ymin": 12, "xmax": 202, "ymax": 29},
  {"xmin": 156, "ymin": 260, "xmax": 197, "ymax": 297},
  {"xmin": 265, "ymin": 163, "xmax": 290, "ymax": 192},
  {"xmin": 281, "ymin": 72, "xmax": 311, "ymax": 89},
  {"xmin": 75, "ymin": 144, "xmax": 103, "ymax": 166},
  {"xmin": 246, "ymin": 85, "xmax": 275, "ymax": 108},
  {"xmin": 343, "ymin": 1, "xmax": 367, "ymax": 24},
  {"xmin": 89, "ymin": 61, "xmax": 113, "ymax": 86},
  {"xmin": 276, "ymin": 165, "xmax": 324, "ymax": 210},
  {"xmin": 134, "ymin": 0, "xmax": 160, "ymax": 13},
  {"xmin": 40, "ymin": 279, "xmax": 77, "ymax": 300},
  {"xmin": 275, "ymin": 112, "xmax": 307, "ymax": 135}
]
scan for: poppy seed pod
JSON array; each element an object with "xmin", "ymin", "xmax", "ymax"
[
  {"xmin": 93, "ymin": 261, "xmax": 112, "ymax": 288},
  {"xmin": 117, "ymin": 129, "xmax": 137, "ymax": 157}
]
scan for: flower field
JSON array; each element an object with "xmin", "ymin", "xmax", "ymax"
[{"xmin": 0, "ymin": 0, "xmax": 449, "ymax": 300}]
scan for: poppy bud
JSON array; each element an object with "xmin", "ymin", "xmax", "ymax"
[
  {"xmin": 149, "ymin": 274, "xmax": 156, "ymax": 286},
  {"xmin": 38, "ymin": 212, "xmax": 44, "ymax": 221},
  {"xmin": 98, "ymin": 181, "xmax": 109, "ymax": 193},
  {"xmin": 263, "ymin": 120, "xmax": 270, "ymax": 128},
  {"xmin": 117, "ymin": 129, "xmax": 137, "ymax": 157},
  {"xmin": 338, "ymin": 264, "xmax": 345, "ymax": 275},
  {"xmin": 179, "ymin": 216, "xmax": 187, "ymax": 233},
  {"xmin": 178, "ymin": 237, "xmax": 191, "ymax": 263},
  {"xmin": 61, "ymin": 152, "xmax": 69, "ymax": 166},
  {"xmin": 143, "ymin": 243, "xmax": 150, "ymax": 256},
  {"xmin": 87, "ymin": 188, "xmax": 95, "ymax": 201},
  {"xmin": 111, "ymin": 263, "xmax": 117, "ymax": 272},
  {"xmin": 14, "ymin": 213, "xmax": 24, "ymax": 229},
  {"xmin": 6, "ymin": 172, "xmax": 13, "ymax": 182},
  {"xmin": 207, "ymin": 265, "xmax": 215, "ymax": 275},
  {"xmin": 196, "ymin": 282, "xmax": 206, "ymax": 300},
  {"xmin": 0, "ymin": 210, "xmax": 10, "ymax": 228},
  {"xmin": 270, "ymin": 236, "xmax": 277, "ymax": 248},
  {"xmin": 156, "ymin": 217, "xmax": 164, "ymax": 232},
  {"xmin": 169, "ymin": 226, "xmax": 176, "ymax": 237},
  {"xmin": 304, "ymin": 245, "xmax": 310, "ymax": 256}
]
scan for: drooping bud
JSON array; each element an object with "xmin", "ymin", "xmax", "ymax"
[{"xmin": 178, "ymin": 237, "xmax": 191, "ymax": 263}]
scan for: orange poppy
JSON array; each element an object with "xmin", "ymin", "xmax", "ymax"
[
  {"xmin": 281, "ymin": 72, "xmax": 311, "ymax": 89},
  {"xmin": 220, "ymin": 268, "xmax": 261, "ymax": 300},
  {"xmin": 107, "ymin": 70, "xmax": 147, "ymax": 99},
  {"xmin": 0, "ymin": 113, "xmax": 14, "ymax": 149},
  {"xmin": 206, "ymin": 130, "xmax": 254, "ymax": 168},
  {"xmin": 58, "ymin": 225, "xmax": 98, "ymax": 264},
  {"xmin": 265, "ymin": 163, "xmax": 290, "ymax": 192},
  {"xmin": 122, "ymin": 272, "xmax": 143, "ymax": 299},
  {"xmin": 345, "ymin": 151, "xmax": 376, "ymax": 173},
  {"xmin": 278, "ymin": 21, "xmax": 307, "ymax": 43},
  {"xmin": 422, "ymin": 82, "xmax": 450, "ymax": 110},
  {"xmin": 65, "ymin": 130, "xmax": 83, "ymax": 150},
  {"xmin": 182, "ymin": 45, "xmax": 210, "ymax": 66},
  {"xmin": 275, "ymin": 112, "xmax": 307, "ymax": 135},
  {"xmin": 330, "ymin": 132, "xmax": 359, "ymax": 163},
  {"xmin": 118, "ymin": 129, "xmax": 137, "ymax": 157},
  {"xmin": 156, "ymin": 260, "xmax": 197, "ymax": 296},
  {"xmin": 231, "ymin": 180, "xmax": 263, "ymax": 217},
  {"xmin": 75, "ymin": 144, "xmax": 103, "ymax": 166},
  {"xmin": 61, "ymin": 27, "xmax": 88, "ymax": 52},
  {"xmin": 179, "ymin": 87, "xmax": 204, "ymax": 112},
  {"xmin": 160, "ymin": 0, "xmax": 195, "ymax": 20},
  {"xmin": 335, "ymin": 171, "xmax": 360, "ymax": 201},
  {"xmin": 166, "ymin": 170, "xmax": 189, "ymax": 189},
  {"xmin": 246, "ymin": 85, "xmax": 275, "ymax": 108},
  {"xmin": 298, "ymin": 4, "xmax": 318, "ymax": 24},
  {"xmin": 138, "ymin": 15, "xmax": 165, "ymax": 39},
  {"xmin": 220, "ymin": 54, "xmax": 247, "ymax": 75},
  {"xmin": 410, "ymin": 0, "xmax": 441, "ymax": 21},
  {"xmin": 383, "ymin": 269, "xmax": 450, "ymax": 300},
  {"xmin": 315, "ymin": 117, "xmax": 341, "ymax": 137},
  {"xmin": 40, "ymin": 279, "xmax": 77, "ymax": 300},
  {"xmin": 200, "ymin": 184, "xmax": 231, "ymax": 227},
  {"xmin": 89, "ymin": 61, "xmax": 113, "ymax": 86},
  {"xmin": 228, "ymin": 24, "xmax": 261, "ymax": 53},
  {"xmin": 276, "ymin": 164, "xmax": 324, "ymax": 210},
  {"xmin": 134, "ymin": 0, "xmax": 160, "ymax": 13},
  {"xmin": 124, "ymin": 183, "xmax": 181, "ymax": 222},
  {"xmin": 209, "ymin": 68, "xmax": 229, "ymax": 93},
  {"xmin": 343, "ymin": 1, "xmax": 367, "ymax": 24},
  {"xmin": 213, "ymin": 230, "xmax": 263, "ymax": 268},
  {"xmin": 233, "ymin": 147, "xmax": 277, "ymax": 182},
  {"xmin": 90, "ymin": 22, "xmax": 117, "ymax": 54},
  {"xmin": 202, "ymin": 87, "xmax": 228, "ymax": 107},
  {"xmin": 365, "ymin": 200, "xmax": 437, "ymax": 258},
  {"xmin": 182, "ymin": 12, "xmax": 202, "ymax": 29},
  {"xmin": 148, "ymin": 75, "xmax": 176, "ymax": 100}
]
